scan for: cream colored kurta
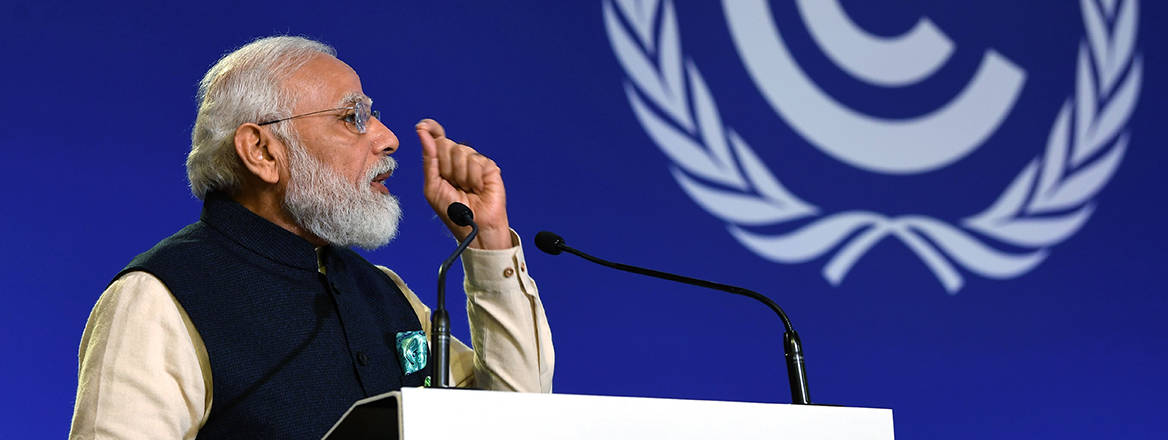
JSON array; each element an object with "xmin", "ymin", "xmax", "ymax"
[{"xmin": 69, "ymin": 235, "xmax": 554, "ymax": 439}]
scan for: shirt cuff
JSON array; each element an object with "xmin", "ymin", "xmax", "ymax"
[{"xmin": 461, "ymin": 229, "xmax": 538, "ymax": 297}]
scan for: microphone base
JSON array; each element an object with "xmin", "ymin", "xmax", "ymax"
[
  {"xmin": 784, "ymin": 330, "xmax": 811, "ymax": 405},
  {"xmin": 429, "ymin": 309, "xmax": 452, "ymax": 389}
]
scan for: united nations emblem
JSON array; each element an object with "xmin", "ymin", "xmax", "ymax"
[{"xmin": 604, "ymin": 0, "xmax": 1142, "ymax": 293}]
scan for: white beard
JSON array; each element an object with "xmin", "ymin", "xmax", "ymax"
[{"xmin": 283, "ymin": 139, "xmax": 401, "ymax": 250}]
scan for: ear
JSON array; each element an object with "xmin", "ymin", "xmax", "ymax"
[{"xmin": 234, "ymin": 123, "xmax": 282, "ymax": 185}]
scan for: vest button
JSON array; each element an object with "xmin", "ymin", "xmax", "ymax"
[{"xmin": 356, "ymin": 351, "xmax": 369, "ymax": 366}]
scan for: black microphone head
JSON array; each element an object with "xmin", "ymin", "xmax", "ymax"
[
  {"xmin": 534, "ymin": 231, "xmax": 565, "ymax": 255},
  {"xmin": 447, "ymin": 202, "xmax": 474, "ymax": 227}
]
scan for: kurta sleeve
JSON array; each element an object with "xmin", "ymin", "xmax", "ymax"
[
  {"xmin": 383, "ymin": 229, "xmax": 554, "ymax": 392},
  {"xmin": 69, "ymin": 271, "xmax": 213, "ymax": 440}
]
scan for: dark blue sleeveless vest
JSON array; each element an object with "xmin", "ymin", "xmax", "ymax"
[{"xmin": 117, "ymin": 192, "xmax": 430, "ymax": 439}]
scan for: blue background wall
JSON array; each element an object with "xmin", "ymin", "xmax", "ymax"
[{"xmin": 1, "ymin": 1, "xmax": 1165, "ymax": 438}]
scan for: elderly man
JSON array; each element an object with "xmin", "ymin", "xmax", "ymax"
[{"xmin": 68, "ymin": 36, "xmax": 553, "ymax": 439}]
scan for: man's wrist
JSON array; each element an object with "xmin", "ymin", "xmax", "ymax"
[{"xmin": 469, "ymin": 225, "xmax": 513, "ymax": 250}]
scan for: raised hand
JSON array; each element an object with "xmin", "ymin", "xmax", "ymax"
[{"xmin": 416, "ymin": 118, "xmax": 512, "ymax": 250}]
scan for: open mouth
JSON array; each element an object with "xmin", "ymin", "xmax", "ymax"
[{"xmin": 370, "ymin": 170, "xmax": 393, "ymax": 193}]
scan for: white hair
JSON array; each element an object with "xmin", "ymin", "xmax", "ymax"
[
  {"xmin": 283, "ymin": 134, "xmax": 402, "ymax": 250},
  {"xmin": 186, "ymin": 36, "xmax": 336, "ymax": 198}
]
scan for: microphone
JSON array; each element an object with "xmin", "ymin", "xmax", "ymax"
[
  {"xmin": 447, "ymin": 202, "xmax": 474, "ymax": 228},
  {"xmin": 534, "ymin": 231, "xmax": 563, "ymax": 255},
  {"xmin": 431, "ymin": 202, "xmax": 478, "ymax": 388},
  {"xmin": 534, "ymin": 231, "xmax": 811, "ymax": 405}
]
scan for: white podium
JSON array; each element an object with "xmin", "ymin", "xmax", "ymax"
[{"xmin": 323, "ymin": 388, "xmax": 894, "ymax": 440}]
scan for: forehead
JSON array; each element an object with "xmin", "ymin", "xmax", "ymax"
[{"xmin": 284, "ymin": 54, "xmax": 366, "ymax": 110}]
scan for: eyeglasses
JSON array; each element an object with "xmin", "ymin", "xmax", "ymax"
[{"xmin": 257, "ymin": 99, "xmax": 380, "ymax": 134}]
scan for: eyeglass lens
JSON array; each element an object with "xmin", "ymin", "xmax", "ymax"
[{"xmin": 352, "ymin": 101, "xmax": 382, "ymax": 134}]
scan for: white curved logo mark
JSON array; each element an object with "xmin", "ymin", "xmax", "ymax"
[
  {"xmin": 726, "ymin": 0, "xmax": 1027, "ymax": 174},
  {"xmin": 797, "ymin": 0, "xmax": 952, "ymax": 87},
  {"xmin": 604, "ymin": 0, "xmax": 1141, "ymax": 292}
]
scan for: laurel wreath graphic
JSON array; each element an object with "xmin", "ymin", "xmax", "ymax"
[{"xmin": 604, "ymin": 0, "xmax": 1142, "ymax": 292}]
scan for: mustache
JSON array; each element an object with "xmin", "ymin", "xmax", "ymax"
[{"xmin": 366, "ymin": 156, "xmax": 398, "ymax": 181}]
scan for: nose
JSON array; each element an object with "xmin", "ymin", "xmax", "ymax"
[{"xmin": 368, "ymin": 115, "xmax": 398, "ymax": 155}]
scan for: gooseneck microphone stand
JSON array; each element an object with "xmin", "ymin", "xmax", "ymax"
[
  {"xmin": 430, "ymin": 203, "xmax": 478, "ymax": 389},
  {"xmin": 534, "ymin": 231, "xmax": 810, "ymax": 405}
]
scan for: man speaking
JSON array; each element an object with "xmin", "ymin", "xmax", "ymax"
[{"xmin": 68, "ymin": 36, "xmax": 554, "ymax": 439}]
